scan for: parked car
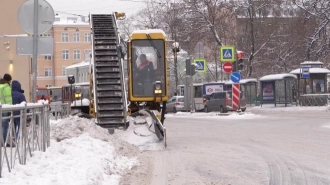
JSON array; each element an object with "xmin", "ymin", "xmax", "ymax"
[
  {"xmin": 166, "ymin": 96, "xmax": 184, "ymax": 113},
  {"xmin": 204, "ymin": 91, "xmax": 246, "ymax": 113}
]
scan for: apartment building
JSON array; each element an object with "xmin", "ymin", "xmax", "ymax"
[
  {"xmin": 0, "ymin": 0, "xmax": 31, "ymax": 101},
  {"xmin": 36, "ymin": 16, "xmax": 92, "ymax": 88}
]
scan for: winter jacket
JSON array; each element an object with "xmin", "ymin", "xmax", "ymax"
[
  {"xmin": 0, "ymin": 80, "xmax": 12, "ymax": 105},
  {"xmin": 135, "ymin": 61, "xmax": 155, "ymax": 84},
  {"xmin": 12, "ymin": 80, "xmax": 26, "ymax": 115}
]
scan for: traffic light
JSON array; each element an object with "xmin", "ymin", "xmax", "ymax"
[
  {"xmin": 237, "ymin": 51, "xmax": 244, "ymax": 71},
  {"xmin": 190, "ymin": 64, "xmax": 197, "ymax": 76},
  {"xmin": 185, "ymin": 58, "xmax": 197, "ymax": 75}
]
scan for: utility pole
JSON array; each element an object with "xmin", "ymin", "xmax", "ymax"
[
  {"xmin": 32, "ymin": 0, "xmax": 39, "ymax": 102},
  {"xmin": 172, "ymin": 41, "xmax": 180, "ymax": 94},
  {"xmin": 174, "ymin": 47, "xmax": 178, "ymax": 93},
  {"xmin": 215, "ymin": 48, "xmax": 218, "ymax": 81}
]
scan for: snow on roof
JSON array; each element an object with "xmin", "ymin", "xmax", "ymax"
[
  {"xmin": 225, "ymin": 78, "xmax": 258, "ymax": 84},
  {"xmin": 203, "ymin": 81, "xmax": 226, "ymax": 84},
  {"xmin": 62, "ymin": 82, "xmax": 90, "ymax": 87},
  {"xmin": 300, "ymin": 61, "xmax": 324, "ymax": 65},
  {"xmin": 259, "ymin": 73, "xmax": 296, "ymax": 81},
  {"xmin": 131, "ymin": 29, "xmax": 166, "ymax": 35},
  {"xmin": 66, "ymin": 61, "xmax": 89, "ymax": 69},
  {"xmin": 53, "ymin": 18, "xmax": 89, "ymax": 26},
  {"xmin": 0, "ymin": 34, "xmax": 28, "ymax": 38},
  {"xmin": 290, "ymin": 68, "xmax": 330, "ymax": 74}
]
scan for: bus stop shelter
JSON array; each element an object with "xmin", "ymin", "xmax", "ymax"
[
  {"xmin": 259, "ymin": 73, "xmax": 297, "ymax": 107},
  {"xmin": 225, "ymin": 78, "xmax": 258, "ymax": 106},
  {"xmin": 290, "ymin": 61, "xmax": 330, "ymax": 106}
]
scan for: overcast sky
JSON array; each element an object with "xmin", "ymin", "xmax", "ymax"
[{"xmin": 46, "ymin": 0, "xmax": 146, "ymax": 18}]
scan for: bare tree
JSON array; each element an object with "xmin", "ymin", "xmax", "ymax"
[{"xmin": 293, "ymin": 0, "xmax": 330, "ymax": 63}]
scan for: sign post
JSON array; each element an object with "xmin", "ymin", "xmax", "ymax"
[
  {"xmin": 17, "ymin": 0, "xmax": 55, "ymax": 102},
  {"xmin": 230, "ymin": 72, "xmax": 241, "ymax": 111}
]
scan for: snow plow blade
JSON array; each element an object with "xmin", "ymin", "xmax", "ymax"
[{"xmin": 131, "ymin": 109, "xmax": 167, "ymax": 147}]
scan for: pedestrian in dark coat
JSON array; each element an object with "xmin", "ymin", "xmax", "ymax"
[{"xmin": 11, "ymin": 80, "xmax": 26, "ymax": 139}]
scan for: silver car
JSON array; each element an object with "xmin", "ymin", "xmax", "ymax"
[
  {"xmin": 166, "ymin": 96, "xmax": 184, "ymax": 113},
  {"xmin": 204, "ymin": 91, "xmax": 246, "ymax": 113}
]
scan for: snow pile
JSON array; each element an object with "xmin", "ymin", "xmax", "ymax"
[
  {"xmin": 50, "ymin": 116, "xmax": 110, "ymax": 142},
  {"xmin": 0, "ymin": 117, "xmax": 139, "ymax": 185},
  {"xmin": 117, "ymin": 116, "xmax": 165, "ymax": 151},
  {"xmin": 167, "ymin": 112, "xmax": 262, "ymax": 119}
]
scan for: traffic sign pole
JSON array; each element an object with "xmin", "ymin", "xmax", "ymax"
[
  {"xmin": 232, "ymin": 83, "xmax": 240, "ymax": 110},
  {"xmin": 18, "ymin": 0, "xmax": 55, "ymax": 102},
  {"xmin": 32, "ymin": 0, "xmax": 39, "ymax": 103}
]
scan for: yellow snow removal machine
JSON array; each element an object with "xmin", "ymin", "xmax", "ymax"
[{"xmin": 89, "ymin": 12, "xmax": 168, "ymax": 146}]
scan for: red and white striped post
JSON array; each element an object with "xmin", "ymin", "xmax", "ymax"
[{"xmin": 232, "ymin": 83, "xmax": 240, "ymax": 110}]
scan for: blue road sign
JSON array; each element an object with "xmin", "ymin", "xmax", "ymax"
[
  {"xmin": 193, "ymin": 59, "xmax": 207, "ymax": 72},
  {"xmin": 230, "ymin": 72, "xmax": 241, "ymax": 83},
  {"xmin": 220, "ymin": 46, "xmax": 235, "ymax": 62},
  {"xmin": 301, "ymin": 66, "xmax": 310, "ymax": 79}
]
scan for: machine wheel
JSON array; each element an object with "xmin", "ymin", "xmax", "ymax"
[
  {"xmin": 220, "ymin": 106, "xmax": 227, "ymax": 113},
  {"xmin": 173, "ymin": 107, "xmax": 177, "ymax": 113},
  {"xmin": 204, "ymin": 106, "xmax": 208, "ymax": 113},
  {"xmin": 241, "ymin": 108, "xmax": 246, "ymax": 112},
  {"xmin": 108, "ymin": 129, "xmax": 115, "ymax": 134}
]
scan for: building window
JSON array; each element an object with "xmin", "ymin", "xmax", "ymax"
[
  {"xmin": 44, "ymin": 67, "xmax": 52, "ymax": 77},
  {"xmin": 84, "ymin": 33, "xmax": 91, "ymax": 42},
  {"xmin": 62, "ymin": 50, "xmax": 69, "ymax": 60},
  {"xmin": 44, "ymin": 55, "xmax": 52, "ymax": 60},
  {"xmin": 74, "ymin": 50, "xmax": 81, "ymax": 60},
  {"xmin": 62, "ymin": 66, "xmax": 67, "ymax": 76},
  {"xmin": 73, "ymin": 32, "xmax": 80, "ymax": 42},
  {"xmin": 61, "ymin": 33, "xmax": 69, "ymax": 42},
  {"xmin": 84, "ymin": 50, "xmax": 92, "ymax": 60},
  {"xmin": 45, "ymin": 84, "xmax": 52, "ymax": 87}
]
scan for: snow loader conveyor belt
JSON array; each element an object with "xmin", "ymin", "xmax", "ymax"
[{"xmin": 91, "ymin": 14, "xmax": 128, "ymax": 129}]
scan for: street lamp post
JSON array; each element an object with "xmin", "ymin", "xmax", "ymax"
[{"xmin": 172, "ymin": 42, "xmax": 180, "ymax": 94}]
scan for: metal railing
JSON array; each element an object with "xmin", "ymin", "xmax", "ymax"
[
  {"xmin": 299, "ymin": 94, "xmax": 330, "ymax": 106},
  {"xmin": 49, "ymin": 102, "xmax": 71, "ymax": 120},
  {"xmin": 0, "ymin": 102, "xmax": 70, "ymax": 178}
]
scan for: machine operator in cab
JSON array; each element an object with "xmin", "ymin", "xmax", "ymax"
[{"xmin": 134, "ymin": 54, "xmax": 155, "ymax": 95}]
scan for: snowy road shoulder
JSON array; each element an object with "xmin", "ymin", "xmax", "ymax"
[
  {"xmin": 0, "ymin": 117, "xmax": 139, "ymax": 185},
  {"xmin": 166, "ymin": 111, "xmax": 264, "ymax": 119}
]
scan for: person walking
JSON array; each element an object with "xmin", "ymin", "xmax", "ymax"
[
  {"xmin": 0, "ymin": 74, "xmax": 12, "ymax": 146},
  {"xmin": 12, "ymin": 80, "xmax": 26, "ymax": 139}
]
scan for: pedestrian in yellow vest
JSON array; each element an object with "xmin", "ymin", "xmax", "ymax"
[{"xmin": 0, "ymin": 74, "xmax": 12, "ymax": 146}]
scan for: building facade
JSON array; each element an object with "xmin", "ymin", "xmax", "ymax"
[
  {"xmin": 36, "ymin": 16, "xmax": 92, "ymax": 88},
  {"xmin": 0, "ymin": 0, "xmax": 31, "ymax": 101}
]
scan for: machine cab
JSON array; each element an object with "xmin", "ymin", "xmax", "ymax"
[{"xmin": 128, "ymin": 29, "xmax": 168, "ymax": 102}]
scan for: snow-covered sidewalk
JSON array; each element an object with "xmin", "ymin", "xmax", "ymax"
[{"xmin": 0, "ymin": 117, "xmax": 139, "ymax": 185}]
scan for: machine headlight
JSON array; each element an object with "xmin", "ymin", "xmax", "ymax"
[
  {"xmin": 75, "ymin": 93, "xmax": 82, "ymax": 98},
  {"xmin": 154, "ymin": 89, "xmax": 162, "ymax": 94},
  {"xmin": 155, "ymin": 84, "xmax": 161, "ymax": 90}
]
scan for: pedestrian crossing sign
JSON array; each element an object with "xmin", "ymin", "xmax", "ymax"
[
  {"xmin": 220, "ymin": 46, "xmax": 235, "ymax": 62},
  {"xmin": 193, "ymin": 59, "xmax": 207, "ymax": 72}
]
